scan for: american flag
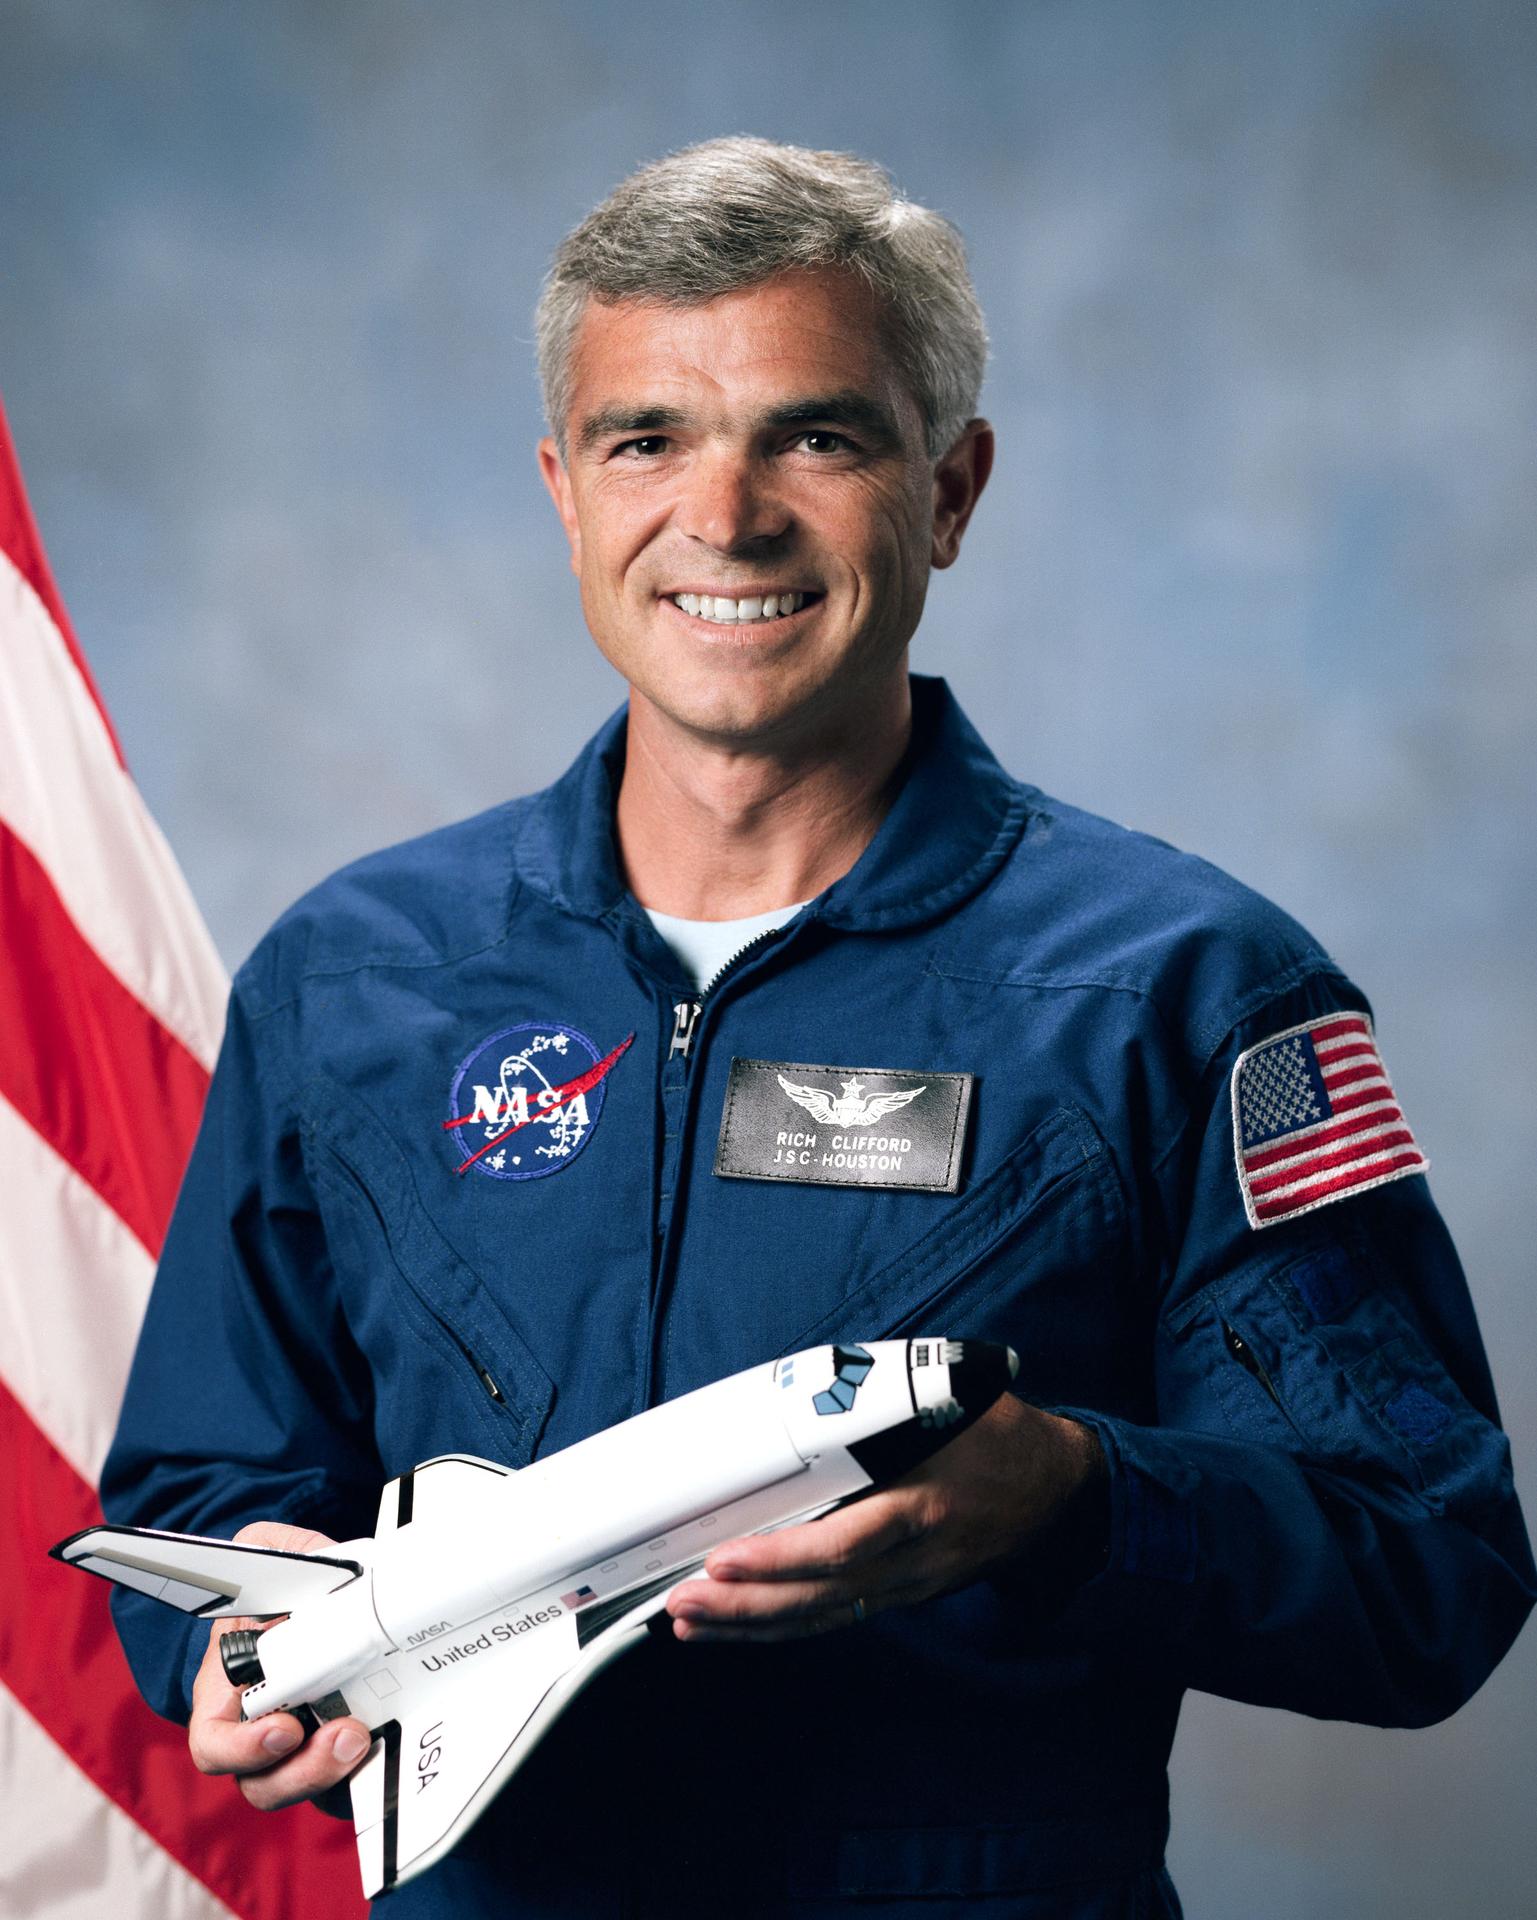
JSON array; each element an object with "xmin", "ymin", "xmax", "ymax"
[
  {"xmin": 1232, "ymin": 1011, "xmax": 1429, "ymax": 1229},
  {"xmin": 0, "ymin": 399, "xmax": 365, "ymax": 1918}
]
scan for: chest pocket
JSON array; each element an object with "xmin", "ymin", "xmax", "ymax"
[
  {"xmin": 786, "ymin": 1105, "xmax": 1138, "ymax": 1416},
  {"xmin": 303, "ymin": 1076, "xmax": 554, "ymax": 1468}
]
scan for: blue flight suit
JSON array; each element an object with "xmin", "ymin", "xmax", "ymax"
[{"xmin": 103, "ymin": 676, "xmax": 1534, "ymax": 1918}]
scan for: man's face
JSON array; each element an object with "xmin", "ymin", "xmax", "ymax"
[{"xmin": 539, "ymin": 268, "xmax": 988, "ymax": 752}]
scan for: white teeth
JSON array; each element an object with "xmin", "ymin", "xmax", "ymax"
[{"xmin": 672, "ymin": 591, "xmax": 806, "ymax": 624}]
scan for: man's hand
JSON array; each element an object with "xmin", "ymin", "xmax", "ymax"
[
  {"xmin": 188, "ymin": 1521, "xmax": 373, "ymax": 1811},
  {"xmin": 665, "ymin": 1395, "xmax": 1105, "ymax": 1642}
]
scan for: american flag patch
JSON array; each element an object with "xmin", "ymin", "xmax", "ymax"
[
  {"xmin": 1231, "ymin": 1013, "xmax": 1428, "ymax": 1229},
  {"xmin": 560, "ymin": 1584, "xmax": 597, "ymax": 1610}
]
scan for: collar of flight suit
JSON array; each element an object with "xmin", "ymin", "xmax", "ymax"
[{"xmin": 511, "ymin": 673, "xmax": 1033, "ymax": 935}]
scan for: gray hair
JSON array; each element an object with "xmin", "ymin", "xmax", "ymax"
[{"xmin": 536, "ymin": 137, "xmax": 988, "ymax": 461}]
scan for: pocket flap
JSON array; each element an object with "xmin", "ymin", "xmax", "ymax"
[
  {"xmin": 304, "ymin": 1075, "xmax": 555, "ymax": 1462},
  {"xmin": 786, "ymin": 1105, "xmax": 1121, "ymax": 1352}
]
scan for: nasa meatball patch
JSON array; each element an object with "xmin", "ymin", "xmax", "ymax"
[
  {"xmin": 715, "ymin": 1057, "xmax": 973, "ymax": 1193},
  {"xmin": 443, "ymin": 1023, "xmax": 632, "ymax": 1179},
  {"xmin": 1231, "ymin": 1012, "xmax": 1427, "ymax": 1228}
]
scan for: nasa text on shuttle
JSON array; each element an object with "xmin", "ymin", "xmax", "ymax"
[{"xmin": 101, "ymin": 138, "xmax": 1533, "ymax": 1919}]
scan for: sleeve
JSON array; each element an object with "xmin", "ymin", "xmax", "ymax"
[
  {"xmin": 1060, "ymin": 970, "xmax": 1536, "ymax": 1727},
  {"xmin": 99, "ymin": 981, "xmax": 382, "ymax": 1725}
]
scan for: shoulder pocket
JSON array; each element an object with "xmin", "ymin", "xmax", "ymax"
[
  {"xmin": 303, "ymin": 1076, "xmax": 555, "ymax": 1464},
  {"xmin": 1175, "ymin": 1233, "xmax": 1508, "ymax": 1517}
]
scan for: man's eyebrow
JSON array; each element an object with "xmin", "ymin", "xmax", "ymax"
[
  {"xmin": 575, "ymin": 405, "xmax": 689, "ymax": 453},
  {"xmin": 759, "ymin": 393, "xmax": 902, "ymax": 442}
]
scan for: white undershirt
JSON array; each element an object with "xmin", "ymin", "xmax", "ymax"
[{"xmin": 644, "ymin": 902, "xmax": 808, "ymax": 994}]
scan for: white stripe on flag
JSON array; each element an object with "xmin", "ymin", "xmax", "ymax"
[
  {"xmin": 0, "ymin": 1686, "xmax": 237, "ymax": 1920},
  {"xmin": 1312, "ymin": 1075, "xmax": 1381, "ymax": 1105},
  {"xmin": 0, "ymin": 551, "xmax": 226, "ymax": 1071},
  {"xmin": 0, "ymin": 1092, "xmax": 155, "ymax": 1484},
  {"xmin": 1319, "ymin": 1072, "xmax": 1391, "ymax": 1101}
]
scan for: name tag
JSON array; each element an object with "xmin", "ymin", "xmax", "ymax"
[{"xmin": 714, "ymin": 1058, "xmax": 974, "ymax": 1193}]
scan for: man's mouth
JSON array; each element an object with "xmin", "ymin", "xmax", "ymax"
[{"xmin": 666, "ymin": 590, "xmax": 822, "ymax": 626}]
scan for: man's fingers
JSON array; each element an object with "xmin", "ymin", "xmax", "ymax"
[
  {"xmin": 233, "ymin": 1519, "xmax": 338, "ymax": 1555},
  {"xmin": 190, "ymin": 1630, "xmax": 372, "ymax": 1809},
  {"xmin": 236, "ymin": 1718, "xmax": 373, "ymax": 1813},
  {"xmin": 703, "ymin": 1491, "xmax": 922, "ymax": 1583},
  {"xmin": 189, "ymin": 1619, "xmax": 262, "ymax": 1740},
  {"xmin": 189, "ymin": 1623, "xmax": 300, "ymax": 1774},
  {"xmin": 190, "ymin": 1623, "xmax": 372, "ymax": 1803},
  {"xmin": 190, "ymin": 1699, "xmax": 308, "ymax": 1776},
  {"xmin": 674, "ymin": 1574, "xmax": 841, "ymax": 1626},
  {"xmin": 669, "ymin": 1572, "xmax": 938, "ymax": 1643},
  {"xmin": 671, "ymin": 1489, "xmax": 944, "ymax": 1641},
  {"xmin": 182, "ymin": 1523, "xmax": 368, "ymax": 1811}
]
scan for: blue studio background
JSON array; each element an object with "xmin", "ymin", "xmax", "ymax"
[{"xmin": 3, "ymin": 2, "xmax": 1533, "ymax": 1913}]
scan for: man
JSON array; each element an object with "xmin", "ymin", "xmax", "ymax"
[{"xmin": 104, "ymin": 139, "xmax": 1533, "ymax": 1918}]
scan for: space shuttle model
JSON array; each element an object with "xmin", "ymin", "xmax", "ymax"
[{"xmin": 54, "ymin": 1337, "xmax": 1016, "ymax": 1898}]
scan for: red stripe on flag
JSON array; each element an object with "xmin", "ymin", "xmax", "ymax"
[
  {"xmin": 1318, "ymin": 1061, "xmax": 1388, "ymax": 1095},
  {"xmin": 1242, "ymin": 1103, "xmax": 1405, "ymax": 1173},
  {"xmin": 0, "ymin": 819, "xmax": 211, "ymax": 1258},
  {"xmin": 0, "ymin": 399, "xmax": 126, "ymax": 768},
  {"xmin": 1254, "ymin": 1149, "xmax": 1428, "ymax": 1219},
  {"xmin": 1246, "ymin": 1128, "xmax": 1418, "ymax": 1198},
  {"xmin": 1307, "ymin": 1016, "xmax": 1369, "ymax": 1046},
  {"xmin": 0, "ymin": 1375, "xmax": 366, "ymax": 1920}
]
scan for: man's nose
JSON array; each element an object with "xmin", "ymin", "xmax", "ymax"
[{"xmin": 676, "ymin": 446, "xmax": 791, "ymax": 552}]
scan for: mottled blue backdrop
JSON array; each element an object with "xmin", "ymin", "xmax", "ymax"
[{"xmin": 3, "ymin": 1, "xmax": 1533, "ymax": 1912}]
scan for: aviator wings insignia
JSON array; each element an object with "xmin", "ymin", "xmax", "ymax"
[{"xmin": 776, "ymin": 1073, "xmax": 926, "ymax": 1128}]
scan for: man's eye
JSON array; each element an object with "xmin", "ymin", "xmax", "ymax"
[
  {"xmin": 796, "ymin": 431, "xmax": 849, "ymax": 454},
  {"xmin": 618, "ymin": 436, "xmax": 669, "ymax": 457}
]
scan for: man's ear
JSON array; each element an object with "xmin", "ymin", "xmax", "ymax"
[
  {"xmin": 930, "ymin": 419, "xmax": 995, "ymax": 570},
  {"xmin": 538, "ymin": 437, "xmax": 582, "ymax": 576}
]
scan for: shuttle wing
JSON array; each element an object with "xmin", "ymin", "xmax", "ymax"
[
  {"xmin": 49, "ymin": 1526, "xmax": 364, "ymax": 1618},
  {"xmin": 344, "ymin": 1561, "xmax": 687, "ymax": 1897}
]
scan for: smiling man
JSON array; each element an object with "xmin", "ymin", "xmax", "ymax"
[
  {"xmin": 539, "ymin": 260, "xmax": 989, "ymax": 923},
  {"xmin": 102, "ymin": 139, "xmax": 1532, "ymax": 1919}
]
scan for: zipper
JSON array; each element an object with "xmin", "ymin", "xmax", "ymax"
[
  {"xmin": 1221, "ymin": 1317, "xmax": 1284, "ymax": 1410},
  {"xmin": 648, "ymin": 918, "xmax": 803, "ymax": 1402},
  {"xmin": 669, "ymin": 998, "xmax": 701, "ymax": 1060},
  {"xmin": 666, "ymin": 924, "xmax": 788, "ymax": 1064},
  {"xmin": 456, "ymin": 1341, "xmax": 505, "ymax": 1403}
]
